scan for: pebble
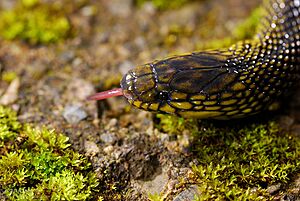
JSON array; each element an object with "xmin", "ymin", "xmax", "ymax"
[
  {"xmin": 0, "ymin": 78, "xmax": 20, "ymax": 105},
  {"xmin": 81, "ymin": 5, "xmax": 97, "ymax": 17},
  {"xmin": 103, "ymin": 145, "xmax": 114, "ymax": 155},
  {"xmin": 59, "ymin": 50, "xmax": 75, "ymax": 63},
  {"xmin": 100, "ymin": 132, "xmax": 117, "ymax": 144},
  {"xmin": 267, "ymin": 183, "xmax": 281, "ymax": 195},
  {"xmin": 104, "ymin": 118, "xmax": 118, "ymax": 132},
  {"xmin": 65, "ymin": 78, "xmax": 95, "ymax": 101},
  {"xmin": 106, "ymin": 0, "xmax": 133, "ymax": 17},
  {"xmin": 140, "ymin": 172, "xmax": 168, "ymax": 195},
  {"xmin": 63, "ymin": 104, "xmax": 88, "ymax": 124},
  {"xmin": 173, "ymin": 185, "xmax": 199, "ymax": 201},
  {"xmin": 84, "ymin": 140, "xmax": 100, "ymax": 156}
]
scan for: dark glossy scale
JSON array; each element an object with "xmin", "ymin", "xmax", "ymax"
[{"xmin": 121, "ymin": 0, "xmax": 300, "ymax": 119}]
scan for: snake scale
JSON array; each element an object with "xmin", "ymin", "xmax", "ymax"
[{"xmin": 89, "ymin": 0, "xmax": 300, "ymax": 120}]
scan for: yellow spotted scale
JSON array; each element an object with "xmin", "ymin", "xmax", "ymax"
[{"xmin": 89, "ymin": 0, "xmax": 300, "ymax": 119}]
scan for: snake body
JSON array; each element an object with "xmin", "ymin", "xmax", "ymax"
[{"xmin": 120, "ymin": 0, "xmax": 300, "ymax": 119}]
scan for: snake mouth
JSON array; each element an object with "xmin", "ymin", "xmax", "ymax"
[
  {"xmin": 122, "ymin": 89, "xmax": 134, "ymax": 100},
  {"xmin": 120, "ymin": 72, "xmax": 135, "ymax": 101}
]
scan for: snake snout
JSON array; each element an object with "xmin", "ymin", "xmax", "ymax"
[{"xmin": 121, "ymin": 64, "xmax": 158, "ymax": 104}]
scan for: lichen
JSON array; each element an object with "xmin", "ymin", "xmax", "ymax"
[
  {"xmin": 0, "ymin": 106, "xmax": 99, "ymax": 200},
  {"xmin": 0, "ymin": 0, "xmax": 71, "ymax": 44}
]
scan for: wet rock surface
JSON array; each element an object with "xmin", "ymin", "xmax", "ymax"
[{"xmin": 0, "ymin": 0, "xmax": 299, "ymax": 200}]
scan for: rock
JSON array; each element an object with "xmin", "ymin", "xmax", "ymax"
[
  {"xmin": 100, "ymin": 132, "xmax": 117, "ymax": 144},
  {"xmin": 0, "ymin": 78, "xmax": 20, "ymax": 105},
  {"xmin": 84, "ymin": 140, "xmax": 100, "ymax": 156},
  {"xmin": 140, "ymin": 172, "xmax": 168, "ymax": 195},
  {"xmin": 104, "ymin": 118, "xmax": 118, "ymax": 130},
  {"xmin": 59, "ymin": 50, "xmax": 75, "ymax": 63},
  {"xmin": 267, "ymin": 183, "xmax": 281, "ymax": 195},
  {"xmin": 103, "ymin": 145, "xmax": 114, "ymax": 155},
  {"xmin": 63, "ymin": 104, "xmax": 88, "ymax": 124},
  {"xmin": 106, "ymin": 0, "xmax": 133, "ymax": 17},
  {"xmin": 173, "ymin": 185, "xmax": 200, "ymax": 201},
  {"xmin": 81, "ymin": 5, "xmax": 97, "ymax": 17}
]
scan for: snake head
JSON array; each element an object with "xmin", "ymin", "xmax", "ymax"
[
  {"xmin": 121, "ymin": 63, "xmax": 166, "ymax": 111},
  {"xmin": 120, "ymin": 53, "xmax": 232, "ymax": 117}
]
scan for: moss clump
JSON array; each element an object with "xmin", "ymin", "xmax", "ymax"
[
  {"xmin": 135, "ymin": 0, "xmax": 193, "ymax": 10},
  {"xmin": 192, "ymin": 122, "xmax": 300, "ymax": 200},
  {"xmin": 1, "ymin": 71, "xmax": 18, "ymax": 83},
  {"xmin": 157, "ymin": 116, "xmax": 300, "ymax": 199},
  {"xmin": 0, "ymin": 106, "xmax": 99, "ymax": 200},
  {"xmin": 0, "ymin": 0, "xmax": 71, "ymax": 44},
  {"xmin": 0, "ymin": 106, "xmax": 21, "ymax": 143},
  {"xmin": 156, "ymin": 114, "xmax": 198, "ymax": 134}
]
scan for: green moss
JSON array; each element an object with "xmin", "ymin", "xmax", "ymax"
[
  {"xmin": 148, "ymin": 193, "xmax": 164, "ymax": 201},
  {"xmin": 193, "ymin": 122, "xmax": 299, "ymax": 200},
  {"xmin": 156, "ymin": 116, "xmax": 300, "ymax": 199},
  {"xmin": 0, "ymin": 106, "xmax": 21, "ymax": 142},
  {"xmin": 156, "ymin": 114, "xmax": 198, "ymax": 134},
  {"xmin": 135, "ymin": 0, "xmax": 193, "ymax": 10},
  {"xmin": 0, "ymin": 0, "xmax": 71, "ymax": 44},
  {"xmin": 1, "ymin": 71, "xmax": 18, "ymax": 83},
  {"xmin": 0, "ymin": 106, "xmax": 99, "ymax": 200}
]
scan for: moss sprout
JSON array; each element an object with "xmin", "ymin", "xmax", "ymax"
[
  {"xmin": 0, "ymin": 106, "xmax": 99, "ymax": 200},
  {"xmin": 0, "ymin": 0, "xmax": 71, "ymax": 44}
]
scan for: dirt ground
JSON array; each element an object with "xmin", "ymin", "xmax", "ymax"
[{"xmin": 0, "ymin": 0, "xmax": 299, "ymax": 200}]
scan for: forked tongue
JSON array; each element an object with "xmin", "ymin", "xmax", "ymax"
[{"xmin": 87, "ymin": 88, "xmax": 123, "ymax": 101}]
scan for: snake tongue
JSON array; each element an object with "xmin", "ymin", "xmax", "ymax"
[{"xmin": 87, "ymin": 88, "xmax": 123, "ymax": 100}]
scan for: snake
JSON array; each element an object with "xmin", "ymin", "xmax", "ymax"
[{"xmin": 88, "ymin": 0, "xmax": 300, "ymax": 120}]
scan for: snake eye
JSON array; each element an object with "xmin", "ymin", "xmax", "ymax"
[{"xmin": 157, "ymin": 91, "xmax": 169, "ymax": 101}]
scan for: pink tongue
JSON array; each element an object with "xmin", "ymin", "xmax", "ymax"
[{"xmin": 87, "ymin": 88, "xmax": 123, "ymax": 100}]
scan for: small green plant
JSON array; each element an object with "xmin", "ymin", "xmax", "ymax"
[
  {"xmin": 148, "ymin": 193, "xmax": 164, "ymax": 201},
  {"xmin": 135, "ymin": 0, "xmax": 193, "ymax": 10},
  {"xmin": 0, "ymin": 0, "xmax": 71, "ymax": 44},
  {"xmin": 0, "ymin": 106, "xmax": 99, "ymax": 200}
]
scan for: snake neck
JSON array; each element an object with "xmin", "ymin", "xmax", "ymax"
[{"xmin": 227, "ymin": 0, "xmax": 300, "ymax": 78}]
